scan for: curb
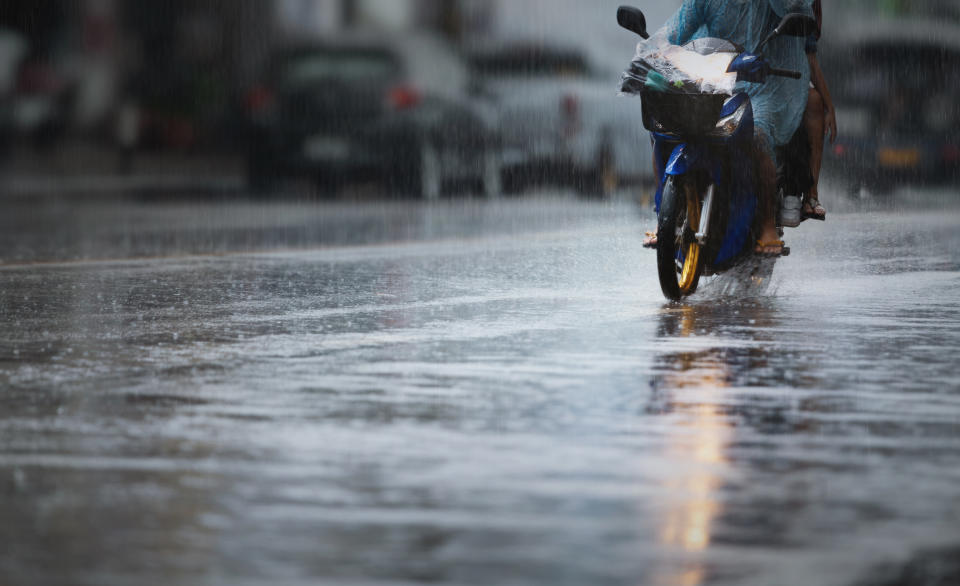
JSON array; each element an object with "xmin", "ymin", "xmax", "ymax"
[{"xmin": 0, "ymin": 174, "xmax": 245, "ymax": 198}]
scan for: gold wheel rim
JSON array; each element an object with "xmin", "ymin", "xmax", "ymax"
[{"xmin": 678, "ymin": 190, "xmax": 701, "ymax": 293}]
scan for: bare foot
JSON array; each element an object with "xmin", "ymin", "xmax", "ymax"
[
  {"xmin": 642, "ymin": 231, "xmax": 657, "ymax": 249},
  {"xmin": 755, "ymin": 226, "xmax": 784, "ymax": 256},
  {"xmin": 802, "ymin": 196, "xmax": 826, "ymax": 220}
]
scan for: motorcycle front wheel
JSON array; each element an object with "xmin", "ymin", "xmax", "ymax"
[{"xmin": 656, "ymin": 176, "xmax": 702, "ymax": 300}]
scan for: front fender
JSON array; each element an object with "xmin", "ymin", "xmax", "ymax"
[
  {"xmin": 665, "ymin": 143, "xmax": 708, "ymax": 176},
  {"xmin": 654, "ymin": 140, "xmax": 724, "ymax": 213}
]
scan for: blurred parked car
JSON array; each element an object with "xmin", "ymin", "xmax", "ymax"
[
  {"xmin": 244, "ymin": 34, "xmax": 501, "ymax": 198},
  {"xmin": 0, "ymin": 28, "xmax": 74, "ymax": 156},
  {"xmin": 466, "ymin": 42, "xmax": 651, "ymax": 198},
  {"xmin": 11, "ymin": 53, "xmax": 74, "ymax": 150},
  {"xmin": 823, "ymin": 20, "xmax": 960, "ymax": 192}
]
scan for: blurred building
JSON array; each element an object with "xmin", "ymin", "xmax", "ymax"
[
  {"xmin": 274, "ymin": 0, "xmax": 494, "ymax": 39},
  {"xmin": 0, "ymin": 1, "xmax": 494, "ymax": 151},
  {"xmin": 0, "ymin": 0, "xmax": 274, "ymax": 150},
  {"xmin": 828, "ymin": 0, "xmax": 960, "ymax": 30}
]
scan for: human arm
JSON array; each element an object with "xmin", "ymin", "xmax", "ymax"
[
  {"xmin": 664, "ymin": 0, "xmax": 705, "ymax": 46},
  {"xmin": 807, "ymin": 52, "xmax": 837, "ymax": 143}
]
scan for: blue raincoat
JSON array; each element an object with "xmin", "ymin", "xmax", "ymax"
[{"xmin": 662, "ymin": 0, "xmax": 813, "ymax": 160}]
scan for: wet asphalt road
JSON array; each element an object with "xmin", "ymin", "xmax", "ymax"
[{"xmin": 2, "ymin": 189, "xmax": 960, "ymax": 586}]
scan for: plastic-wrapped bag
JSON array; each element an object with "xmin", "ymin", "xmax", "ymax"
[
  {"xmin": 621, "ymin": 32, "xmax": 738, "ymax": 97},
  {"xmin": 623, "ymin": 0, "xmax": 813, "ymax": 156},
  {"xmin": 620, "ymin": 33, "xmax": 741, "ymax": 135}
]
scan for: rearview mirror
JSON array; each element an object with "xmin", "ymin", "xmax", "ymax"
[
  {"xmin": 775, "ymin": 13, "xmax": 818, "ymax": 38},
  {"xmin": 617, "ymin": 6, "xmax": 649, "ymax": 40}
]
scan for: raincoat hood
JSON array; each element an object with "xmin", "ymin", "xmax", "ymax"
[{"xmin": 767, "ymin": 0, "xmax": 814, "ymax": 19}]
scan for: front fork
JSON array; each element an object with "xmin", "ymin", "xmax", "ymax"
[{"xmin": 694, "ymin": 183, "xmax": 716, "ymax": 246}]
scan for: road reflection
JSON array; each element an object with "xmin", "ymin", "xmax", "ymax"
[{"xmin": 648, "ymin": 301, "xmax": 778, "ymax": 586}]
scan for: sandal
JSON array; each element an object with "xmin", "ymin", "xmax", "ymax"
[
  {"xmin": 755, "ymin": 239, "xmax": 786, "ymax": 257},
  {"xmin": 642, "ymin": 230, "xmax": 658, "ymax": 249},
  {"xmin": 802, "ymin": 197, "xmax": 826, "ymax": 221}
]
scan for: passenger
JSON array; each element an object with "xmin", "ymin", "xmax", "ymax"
[
  {"xmin": 642, "ymin": 0, "xmax": 815, "ymax": 256},
  {"xmin": 802, "ymin": 0, "xmax": 836, "ymax": 220}
]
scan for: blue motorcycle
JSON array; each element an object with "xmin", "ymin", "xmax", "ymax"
[{"xmin": 617, "ymin": 7, "xmax": 817, "ymax": 300}]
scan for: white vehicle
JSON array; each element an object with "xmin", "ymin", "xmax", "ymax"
[{"xmin": 467, "ymin": 42, "xmax": 653, "ymax": 198}]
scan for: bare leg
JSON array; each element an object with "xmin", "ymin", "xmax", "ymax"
[
  {"xmin": 804, "ymin": 88, "xmax": 826, "ymax": 214},
  {"xmin": 753, "ymin": 137, "xmax": 781, "ymax": 254},
  {"xmin": 644, "ymin": 151, "xmax": 660, "ymax": 248}
]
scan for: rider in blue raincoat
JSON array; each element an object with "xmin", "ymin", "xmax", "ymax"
[{"xmin": 659, "ymin": 0, "xmax": 814, "ymax": 255}]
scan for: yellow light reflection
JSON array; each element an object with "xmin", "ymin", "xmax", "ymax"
[
  {"xmin": 652, "ymin": 306, "xmax": 734, "ymax": 586},
  {"xmin": 678, "ymin": 568, "xmax": 706, "ymax": 586},
  {"xmin": 658, "ymin": 396, "xmax": 728, "ymax": 554}
]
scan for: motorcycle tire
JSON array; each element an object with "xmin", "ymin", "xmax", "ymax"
[{"xmin": 656, "ymin": 176, "xmax": 703, "ymax": 300}]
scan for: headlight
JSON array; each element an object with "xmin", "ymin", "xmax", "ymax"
[
  {"xmin": 712, "ymin": 101, "xmax": 747, "ymax": 136},
  {"xmin": 662, "ymin": 49, "xmax": 737, "ymax": 94}
]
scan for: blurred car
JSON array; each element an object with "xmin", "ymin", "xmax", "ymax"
[
  {"xmin": 466, "ymin": 42, "xmax": 651, "ymax": 198},
  {"xmin": 11, "ymin": 53, "xmax": 73, "ymax": 149},
  {"xmin": 822, "ymin": 20, "xmax": 960, "ymax": 191},
  {"xmin": 0, "ymin": 28, "xmax": 74, "ymax": 155},
  {"xmin": 244, "ymin": 34, "xmax": 501, "ymax": 198}
]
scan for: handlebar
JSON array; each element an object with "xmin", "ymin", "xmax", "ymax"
[{"xmin": 768, "ymin": 67, "xmax": 802, "ymax": 79}]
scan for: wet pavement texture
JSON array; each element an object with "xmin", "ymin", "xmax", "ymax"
[{"xmin": 2, "ymin": 190, "xmax": 960, "ymax": 586}]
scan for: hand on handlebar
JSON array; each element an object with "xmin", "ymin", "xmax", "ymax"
[
  {"xmin": 825, "ymin": 106, "xmax": 838, "ymax": 144},
  {"xmin": 729, "ymin": 53, "xmax": 802, "ymax": 82}
]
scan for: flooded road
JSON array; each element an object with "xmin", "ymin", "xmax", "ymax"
[{"xmin": 2, "ymin": 191, "xmax": 960, "ymax": 586}]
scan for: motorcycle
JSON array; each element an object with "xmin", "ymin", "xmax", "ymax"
[{"xmin": 616, "ymin": 6, "xmax": 818, "ymax": 300}]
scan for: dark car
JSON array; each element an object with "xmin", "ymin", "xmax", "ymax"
[
  {"xmin": 244, "ymin": 34, "xmax": 500, "ymax": 198},
  {"xmin": 0, "ymin": 27, "xmax": 73, "ymax": 158},
  {"xmin": 822, "ymin": 20, "xmax": 960, "ymax": 192}
]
